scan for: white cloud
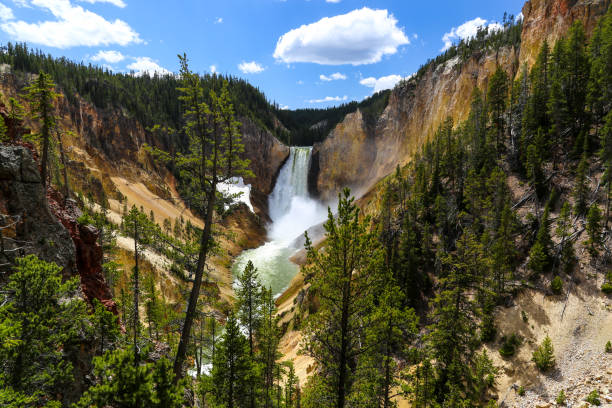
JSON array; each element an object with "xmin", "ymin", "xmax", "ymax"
[
  {"xmin": 0, "ymin": 0, "xmax": 141, "ymax": 48},
  {"xmin": 279, "ymin": 104, "xmax": 289, "ymax": 110},
  {"xmin": 214, "ymin": 17, "xmax": 222, "ymax": 24},
  {"xmin": 320, "ymin": 72, "xmax": 346, "ymax": 81},
  {"xmin": 78, "ymin": 0, "xmax": 126, "ymax": 8},
  {"xmin": 91, "ymin": 49, "xmax": 124, "ymax": 63},
  {"xmin": 325, "ymin": 0, "xmax": 341, "ymax": 2},
  {"xmin": 210, "ymin": 65, "xmax": 217, "ymax": 73},
  {"xmin": 127, "ymin": 57, "xmax": 171, "ymax": 76},
  {"xmin": 274, "ymin": 7, "xmax": 409, "ymax": 66},
  {"xmin": 0, "ymin": 3, "xmax": 14, "ymax": 20},
  {"xmin": 297, "ymin": 80, "xmax": 304, "ymax": 85},
  {"xmin": 440, "ymin": 17, "xmax": 502, "ymax": 52},
  {"xmin": 238, "ymin": 61, "xmax": 264, "ymax": 74},
  {"xmin": 307, "ymin": 95, "xmax": 347, "ymax": 103},
  {"xmin": 360, "ymin": 74, "xmax": 402, "ymax": 93}
]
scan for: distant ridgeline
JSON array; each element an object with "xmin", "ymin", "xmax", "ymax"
[{"xmin": 0, "ymin": 42, "xmax": 393, "ymax": 147}]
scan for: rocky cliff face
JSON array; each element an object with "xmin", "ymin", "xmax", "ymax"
[
  {"xmin": 312, "ymin": 48, "xmax": 519, "ymax": 201},
  {"xmin": 520, "ymin": 0, "xmax": 611, "ymax": 67},
  {"xmin": 240, "ymin": 118, "xmax": 290, "ymax": 218},
  {"xmin": 310, "ymin": 0, "xmax": 609, "ymax": 202},
  {"xmin": 0, "ymin": 144, "xmax": 117, "ymax": 313},
  {"xmin": 0, "ymin": 144, "xmax": 76, "ymax": 275}
]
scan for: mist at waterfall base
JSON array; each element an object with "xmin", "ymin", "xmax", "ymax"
[{"xmin": 231, "ymin": 147, "xmax": 327, "ymax": 296}]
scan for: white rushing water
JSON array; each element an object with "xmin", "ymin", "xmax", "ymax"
[{"xmin": 231, "ymin": 147, "xmax": 327, "ymax": 296}]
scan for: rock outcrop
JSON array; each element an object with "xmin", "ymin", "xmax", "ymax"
[
  {"xmin": 310, "ymin": 0, "xmax": 610, "ymax": 202},
  {"xmin": 0, "ymin": 145, "xmax": 76, "ymax": 274},
  {"xmin": 0, "ymin": 144, "xmax": 117, "ymax": 313},
  {"xmin": 240, "ymin": 118, "xmax": 290, "ymax": 218},
  {"xmin": 520, "ymin": 0, "xmax": 611, "ymax": 67},
  {"xmin": 47, "ymin": 190, "xmax": 118, "ymax": 315}
]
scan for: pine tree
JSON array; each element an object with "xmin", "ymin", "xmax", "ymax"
[
  {"xmin": 302, "ymin": 188, "xmax": 386, "ymax": 408},
  {"xmin": 532, "ymin": 335, "xmax": 555, "ymax": 371},
  {"xmin": 173, "ymin": 55, "xmax": 252, "ymax": 379},
  {"xmin": 23, "ymin": 72, "xmax": 59, "ymax": 188},
  {"xmin": 91, "ymin": 299, "xmax": 120, "ymax": 355},
  {"xmin": 526, "ymin": 143, "xmax": 545, "ymax": 199},
  {"xmin": 0, "ymin": 255, "xmax": 88, "ymax": 405},
  {"xmin": 236, "ymin": 261, "xmax": 263, "ymax": 357},
  {"xmin": 573, "ymin": 152, "xmax": 589, "ymax": 216},
  {"xmin": 487, "ymin": 66, "xmax": 509, "ymax": 154},
  {"xmin": 351, "ymin": 284, "xmax": 418, "ymax": 408},
  {"xmin": 210, "ymin": 313, "xmax": 253, "ymax": 408},
  {"xmin": 235, "ymin": 261, "xmax": 264, "ymax": 408},
  {"xmin": 529, "ymin": 204, "xmax": 553, "ymax": 274},
  {"xmin": 565, "ymin": 21, "xmax": 590, "ymax": 141},
  {"xmin": 75, "ymin": 348, "xmax": 184, "ymax": 408},
  {"xmin": 258, "ymin": 287, "xmax": 282, "ymax": 408},
  {"xmin": 428, "ymin": 231, "xmax": 483, "ymax": 405},
  {"xmin": 586, "ymin": 204, "xmax": 602, "ymax": 257},
  {"xmin": 122, "ymin": 205, "xmax": 155, "ymax": 360}
]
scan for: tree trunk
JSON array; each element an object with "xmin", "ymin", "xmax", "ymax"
[
  {"xmin": 57, "ymin": 131, "xmax": 70, "ymax": 201},
  {"xmin": 133, "ymin": 222, "xmax": 140, "ymax": 362},
  {"xmin": 173, "ymin": 183, "xmax": 217, "ymax": 379}
]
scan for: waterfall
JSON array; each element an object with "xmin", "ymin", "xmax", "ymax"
[
  {"xmin": 231, "ymin": 146, "xmax": 326, "ymax": 296},
  {"xmin": 269, "ymin": 147, "xmax": 312, "ymax": 221}
]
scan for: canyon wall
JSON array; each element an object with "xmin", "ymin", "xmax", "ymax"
[{"xmin": 311, "ymin": 0, "xmax": 610, "ymax": 202}]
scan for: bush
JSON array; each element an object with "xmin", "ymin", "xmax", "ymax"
[
  {"xmin": 585, "ymin": 390, "xmax": 600, "ymax": 406},
  {"xmin": 551, "ymin": 276, "xmax": 563, "ymax": 294},
  {"xmin": 532, "ymin": 335, "xmax": 555, "ymax": 371},
  {"xmin": 602, "ymin": 276, "xmax": 612, "ymax": 294},
  {"xmin": 499, "ymin": 333, "xmax": 522, "ymax": 357},
  {"xmin": 556, "ymin": 390, "xmax": 566, "ymax": 405},
  {"xmin": 521, "ymin": 310, "xmax": 529, "ymax": 323},
  {"xmin": 517, "ymin": 386, "xmax": 525, "ymax": 396},
  {"xmin": 606, "ymin": 341, "xmax": 611, "ymax": 353}
]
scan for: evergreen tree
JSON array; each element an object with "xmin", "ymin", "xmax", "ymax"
[
  {"xmin": 573, "ymin": 152, "xmax": 589, "ymax": 216},
  {"xmin": 529, "ymin": 204, "xmax": 553, "ymax": 274},
  {"xmin": 91, "ymin": 299, "xmax": 120, "ymax": 355},
  {"xmin": 428, "ymin": 231, "xmax": 483, "ymax": 405},
  {"xmin": 487, "ymin": 66, "xmax": 509, "ymax": 154},
  {"xmin": 75, "ymin": 348, "xmax": 184, "ymax": 408},
  {"xmin": 235, "ymin": 261, "xmax": 264, "ymax": 408},
  {"xmin": 23, "ymin": 72, "xmax": 59, "ymax": 188},
  {"xmin": 210, "ymin": 313, "xmax": 253, "ymax": 408},
  {"xmin": 302, "ymin": 188, "xmax": 386, "ymax": 408},
  {"xmin": 532, "ymin": 335, "xmax": 555, "ymax": 372},
  {"xmin": 236, "ymin": 261, "xmax": 263, "ymax": 357},
  {"xmin": 258, "ymin": 287, "xmax": 282, "ymax": 408},
  {"xmin": 0, "ymin": 256, "xmax": 88, "ymax": 405},
  {"xmin": 172, "ymin": 55, "xmax": 252, "ymax": 379},
  {"xmin": 585, "ymin": 204, "xmax": 602, "ymax": 257},
  {"xmin": 122, "ymin": 205, "xmax": 155, "ymax": 360}
]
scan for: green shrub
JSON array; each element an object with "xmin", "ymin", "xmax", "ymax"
[
  {"xmin": 499, "ymin": 333, "xmax": 522, "ymax": 357},
  {"xmin": 556, "ymin": 390, "xmax": 566, "ymax": 405},
  {"xmin": 521, "ymin": 311, "xmax": 528, "ymax": 323},
  {"xmin": 602, "ymin": 282, "xmax": 612, "ymax": 294},
  {"xmin": 532, "ymin": 335, "xmax": 555, "ymax": 371},
  {"xmin": 551, "ymin": 276, "xmax": 563, "ymax": 294},
  {"xmin": 517, "ymin": 386, "xmax": 525, "ymax": 396},
  {"xmin": 585, "ymin": 390, "xmax": 600, "ymax": 406},
  {"xmin": 606, "ymin": 340, "xmax": 611, "ymax": 353}
]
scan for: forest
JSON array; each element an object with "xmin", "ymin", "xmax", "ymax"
[{"xmin": 0, "ymin": 4, "xmax": 611, "ymax": 408}]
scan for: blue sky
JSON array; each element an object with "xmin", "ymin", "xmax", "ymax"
[{"xmin": 0, "ymin": 0, "xmax": 524, "ymax": 109}]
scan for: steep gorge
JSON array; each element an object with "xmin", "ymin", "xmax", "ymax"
[{"xmin": 310, "ymin": 0, "xmax": 610, "ymax": 203}]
